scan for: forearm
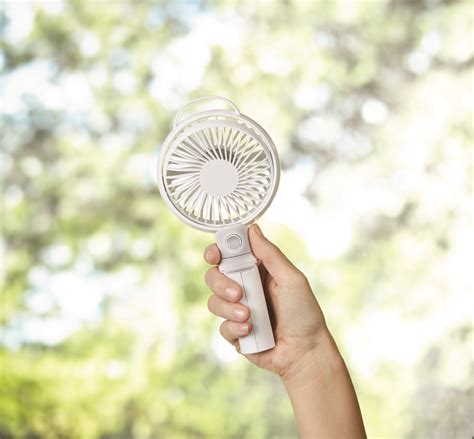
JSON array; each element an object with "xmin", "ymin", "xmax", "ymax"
[{"xmin": 282, "ymin": 329, "xmax": 366, "ymax": 439}]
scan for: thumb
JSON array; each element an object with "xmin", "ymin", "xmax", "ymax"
[{"xmin": 248, "ymin": 223, "xmax": 300, "ymax": 282}]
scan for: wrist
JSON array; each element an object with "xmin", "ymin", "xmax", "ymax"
[
  {"xmin": 280, "ymin": 328, "xmax": 367, "ymax": 439},
  {"xmin": 280, "ymin": 326, "xmax": 344, "ymax": 390}
]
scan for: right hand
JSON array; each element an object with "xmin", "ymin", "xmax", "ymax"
[{"xmin": 204, "ymin": 223, "xmax": 332, "ymax": 379}]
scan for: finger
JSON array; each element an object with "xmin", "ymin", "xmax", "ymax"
[
  {"xmin": 205, "ymin": 266, "xmax": 242, "ymax": 302},
  {"xmin": 204, "ymin": 244, "xmax": 221, "ymax": 265},
  {"xmin": 207, "ymin": 295, "xmax": 250, "ymax": 322},
  {"xmin": 249, "ymin": 224, "xmax": 302, "ymax": 282},
  {"xmin": 219, "ymin": 320, "xmax": 252, "ymax": 344}
]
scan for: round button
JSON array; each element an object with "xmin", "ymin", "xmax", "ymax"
[{"xmin": 225, "ymin": 234, "xmax": 243, "ymax": 250}]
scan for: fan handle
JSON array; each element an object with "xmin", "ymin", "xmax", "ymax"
[
  {"xmin": 215, "ymin": 224, "xmax": 275, "ymax": 354},
  {"xmin": 173, "ymin": 96, "xmax": 241, "ymax": 128}
]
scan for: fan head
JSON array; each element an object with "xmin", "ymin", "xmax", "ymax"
[{"xmin": 157, "ymin": 105, "xmax": 280, "ymax": 232}]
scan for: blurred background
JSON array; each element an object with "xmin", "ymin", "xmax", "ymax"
[{"xmin": 1, "ymin": 0, "xmax": 473, "ymax": 437}]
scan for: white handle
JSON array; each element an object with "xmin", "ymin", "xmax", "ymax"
[
  {"xmin": 215, "ymin": 224, "xmax": 275, "ymax": 354},
  {"xmin": 173, "ymin": 96, "xmax": 240, "ymax": 128},
  {"xmin": 224, "ymin": 266, "xmax": 275, "ymax": 354}
]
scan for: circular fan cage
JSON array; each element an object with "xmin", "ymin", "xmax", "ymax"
[{"xmin": 157, "ymin": 100, "xmax": 280, "ymax": 233}]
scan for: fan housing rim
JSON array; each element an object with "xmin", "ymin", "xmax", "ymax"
[{"xmin": 157, "ymin": 110, "xmax": 280, "ymax": 233}]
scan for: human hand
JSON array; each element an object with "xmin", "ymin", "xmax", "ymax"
[
  {"xmin": 204, "ymin": 224, "xmax": 366, "ymax": 437},
  {"xmin": 204, "ymin": 223, "xmax": 331, "ymax": 379}
]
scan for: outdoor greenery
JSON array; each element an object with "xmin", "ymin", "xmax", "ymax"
[{"xmin": 1, "ymin": 0, "xmax": 472, "ymax": 437}]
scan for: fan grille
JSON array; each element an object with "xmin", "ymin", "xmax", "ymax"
[{"xmin": 161, "ymin": 120, "xmax": 275, "ymax": 229}]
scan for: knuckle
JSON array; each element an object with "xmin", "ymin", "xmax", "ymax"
[
  {"xmin": 204, "ymin": 267, "xmax": 217, "ymax": 288},
  {"xmin": 205, "ymin": 244, "xmax": 221, "ymax": 265},
  {"xmin": 219, "ymin": 321, "xmax": 227, "ymax": 337},
  {"xmin": 203, "ymin": 245, "xmax": 212, "ymax": 262},
  {"xmin": 211, "ymin": 244, "xmax": 220, "ymax": 259},
  {"xmin": 207, "ymin": 295, "xmax": 215, "ymax": 312}
]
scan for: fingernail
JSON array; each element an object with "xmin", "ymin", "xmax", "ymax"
[
  {"xmin": 239, "ymin": 323, "xmax": 251, "ymax": 335},
  {"xmin": 205, "ymin": 249, "xmax": 212, "ymax": 261},
  {"xmin": 253, "ymin": 224, "xmax": 264, "ymax": 238},
  {"xmin": 233, "ymin": 307, "xmax": 246, "ymax": 320},
  {"xmin": 225, "ymin": 287, "xmax": 239, "ymax": 300}
]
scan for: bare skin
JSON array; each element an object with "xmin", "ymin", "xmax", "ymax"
[{"xmin": 204, "ymin": 223, "xmax": 366, "ymax": 438}]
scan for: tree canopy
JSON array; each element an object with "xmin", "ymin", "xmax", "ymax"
[{"xmin": 1, "ymin": 0, "xmax": 472, "ymax": 437}]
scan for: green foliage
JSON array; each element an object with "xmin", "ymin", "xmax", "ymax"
[{"xmin": 2, "ymin": 0, "xmax": 472, "ymax": 437}]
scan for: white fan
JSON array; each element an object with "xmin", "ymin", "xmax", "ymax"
[{"xmin": 156, "ymin": 96, "xmax": 280, "ymax": 354}]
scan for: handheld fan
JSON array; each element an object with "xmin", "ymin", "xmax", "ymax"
[{"xmin": 156, "ymin": 96, "xmax": 279, "ymax": 354}]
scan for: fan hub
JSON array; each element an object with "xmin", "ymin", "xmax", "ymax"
[{"xmin": 199, "ymin": 159, "xmax": 238, "ymax": 197}]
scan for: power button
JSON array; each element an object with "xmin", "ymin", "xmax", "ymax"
[{"xmin": 225, "ymin": 234, "xmax": 243, "ymax": 250}]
